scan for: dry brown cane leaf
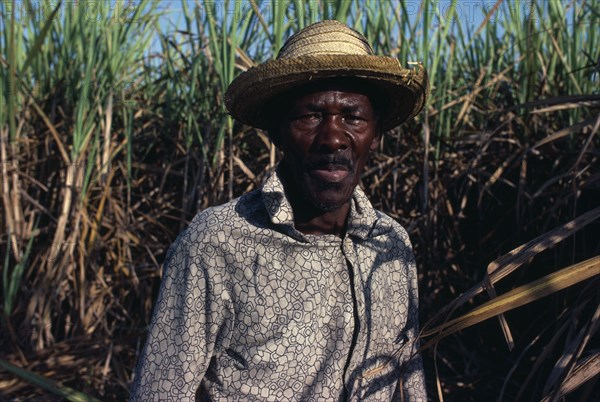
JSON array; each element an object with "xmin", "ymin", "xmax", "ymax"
[{"xmin": 421, "ymin": 256, "xmax": 600, "ymax": 346}]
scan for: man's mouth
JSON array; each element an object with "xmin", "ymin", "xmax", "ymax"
[
  {"xmin": 309, "ymin": 166, "xmax": 350, "ymax": 182},
  {"xmin": 305, "ymin": 157, "xmax": 353, "ymax": 183}
]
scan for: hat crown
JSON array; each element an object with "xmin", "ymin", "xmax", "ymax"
[
  {"xmin": 225, "ymin": 20, "xmax": 428, "ymax": 131},
  {"xmin": 277, "ymin": 20, "xmax": 374, "ymax": 59}
]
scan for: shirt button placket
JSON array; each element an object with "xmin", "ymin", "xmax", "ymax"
[{"xmin": 341, "ymin": 237, "xmax": 368, "ymax": 391}]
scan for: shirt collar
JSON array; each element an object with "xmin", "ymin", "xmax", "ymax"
[{"xmin": 260, "ymin": 167, "xmax": 378, "ymax": 241}]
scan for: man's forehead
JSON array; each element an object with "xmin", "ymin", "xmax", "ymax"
[
  {"xmin": 264, "ymin": 77, "xmax": 386, "ymax": 128},
  {"xmin": 284, "ymin": 77, "xmax": 383, "ymax": 101},
  {"xmin": 291, "ymin": 89, "xmax": 373, "ymax": 107},
  {"xmin": 274, "ymin": 78, "xmax": 385, "ymax": 117}
]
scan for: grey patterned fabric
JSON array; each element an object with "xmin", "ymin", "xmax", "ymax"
[{"xmin": 130, "ymin": 168, "xmax": 426, "ymax": 401}]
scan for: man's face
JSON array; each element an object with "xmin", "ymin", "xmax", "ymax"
[{"xmin": 276, "ymin": 84, "xmax": 380, "ymax": 212}]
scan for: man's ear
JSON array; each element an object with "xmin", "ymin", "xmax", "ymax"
[
  {"xmin": 265, "ymin": 97, "xmax": 285, "ymax": 148},
  {"xmin": 268, "ymin": 128, "xmax": 281, "ymax": 148},
  {"xmin": 370, "ymin": 129, "xmax": 382, "ymax": 152}
]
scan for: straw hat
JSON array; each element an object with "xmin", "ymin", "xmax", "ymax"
[{"xmin": 225, "ymin": 20, "xmax": 428, "ymax": 131}]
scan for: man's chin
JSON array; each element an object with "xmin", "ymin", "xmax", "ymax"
[
  {"xmin": 298, "ymin": 172, "xmax": 356, "ymax": 212},
  {"xmin": 307, "ymin": 189, "xmax": 353, "ymax": 212},
  {"xmin": 313, "ymin": 199, "xmax": 346, "ymax": 212}
]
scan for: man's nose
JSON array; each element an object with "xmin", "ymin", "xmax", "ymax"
[{"xmin": 315, "ymin": 115, "xmax": 349, "ymax": 153}]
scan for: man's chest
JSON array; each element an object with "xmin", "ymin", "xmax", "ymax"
[{"xmin": 215, "ymin": 235, "xmax": 411, "ymax": 353}]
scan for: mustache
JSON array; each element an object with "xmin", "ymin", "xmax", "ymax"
[{"xmin": 304, "ymin": 155, "xmax": 354, "ymax": 171}]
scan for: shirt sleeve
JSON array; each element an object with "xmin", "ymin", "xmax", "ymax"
[
  {"xmin": 399, "ymin": 245, "xmax": 428, "ymax": 401},
  {"xmin": 130, "ymin": 232, "xmax": 233, "ymax": 401}
]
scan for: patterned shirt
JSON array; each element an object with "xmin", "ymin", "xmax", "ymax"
[{"xmin": 131, "ymin": 168, "xmax": 426, "ymax": 401}]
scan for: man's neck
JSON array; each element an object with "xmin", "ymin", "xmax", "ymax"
[
  {"xmin": 292, "ymin": 201, "xmax": 350, "ymax": 238},
  {"xmin": 279, "ymin": 167, "xmax": 351, "ymax": 238}
]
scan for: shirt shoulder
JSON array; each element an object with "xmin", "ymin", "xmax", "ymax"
[
  {"xmin": 162, "ymin": 189, "xmax": 268, "ymax": 280},
  {"xmin": 179, "ymin": 188, "xmax": 267, "ymax": 244},
  {"xmin": 371, "ymin": 210, "xmax": 412, "ymax": 243}
]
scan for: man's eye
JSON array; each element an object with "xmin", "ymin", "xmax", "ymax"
[
  {"xmin": 302, "ymin": 113, "xmax": 321, "ymax": 120},
  {"xmin": 345, "ymin": 115, "xmax": 364, "ymax": 124},
  {"xmin": 298, "ymin": 113, "xmax": 321, "ymax": 122}
]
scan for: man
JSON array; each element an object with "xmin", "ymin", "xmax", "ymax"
[{"xmin": 131, "ymin": 20, "xmax": 428, "ymax": 401}]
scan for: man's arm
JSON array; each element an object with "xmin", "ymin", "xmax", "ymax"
[
  {"xmin": 400, "ymin": 246, "xmax": 428, "ymax": 401},
  {"xmin": 130, "ymin": 232, "xmax": 232, "ymax": 401}
]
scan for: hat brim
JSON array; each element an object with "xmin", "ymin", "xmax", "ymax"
[{"xmin": 225, "ymin": 54, "xmax": 428, "ymax": 131}]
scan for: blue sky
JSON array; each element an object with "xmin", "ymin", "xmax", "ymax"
[
  {"xmin": 1, "ymin": 1, "xmax": 588, "ymax": 59},
  {"xmin": 2, "ymin": 1, "xmax": 583, "ymax": 31},
  {"xmin": 1, "ymin": 1, "xmax": 583, "ymax": 32}
]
